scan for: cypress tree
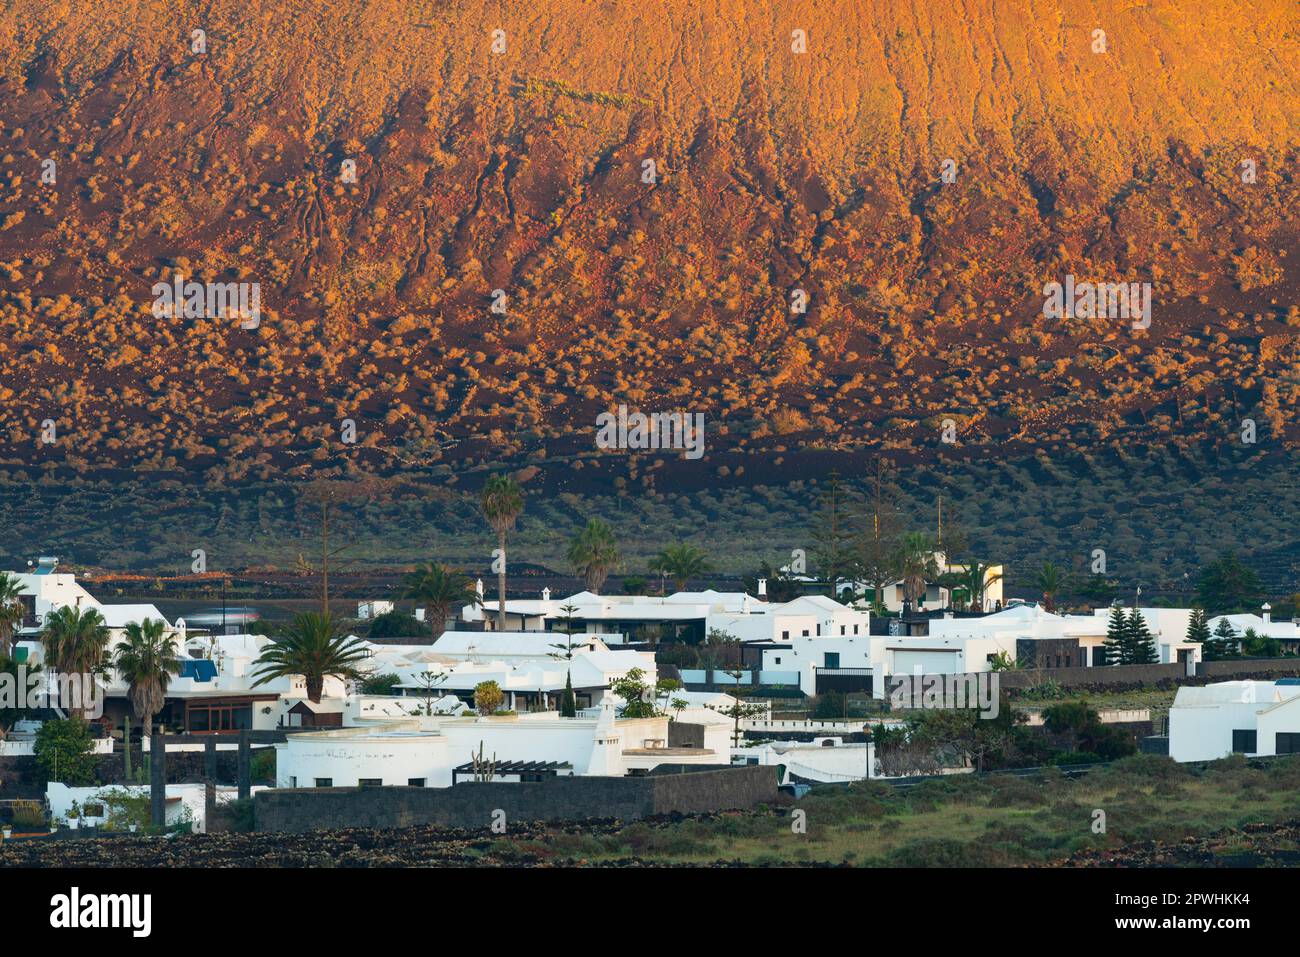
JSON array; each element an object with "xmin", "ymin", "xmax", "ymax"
[{"xmin": 560, "ymin": 670, "xmax": 577, "ymax": 717}]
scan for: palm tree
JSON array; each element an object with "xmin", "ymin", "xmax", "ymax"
[
  {"xmin": 113, "ymin": 618, "xmax": 181, "ymax": 730},
  {"xmin": 1034, "ymin": 561, "xmax": 1065, "ymax": 613},
  {"xmin": 567, "ymin": 518, "xmax": 621, "ymax": 593},
  {"xmin": 39, "ymin": 605, "xmax": 110, "ymax": 718},
  {"xmin": 895, "ymin": 533, "xmax": 938, "ymax": 608},
  {"xmin": 0, "ymin": 572, "xmax": 25, "ymax": 658},
  {"xmin": 400, "ymin": 563, "xmax": 480, "ymax": 642},
  {"xmin": 961, "ymin": 561, "xmax": 1003, "ymax": 613},
  {"xmin": 251, "ymin": 612, "xmax": 370, "ymax": 703},
  {"xmin": 480, "ymin": 474, "xmax": 524, "ymax": 631},
  {"xmin": 651, "ymin": 543, "xmax": 711, "ymax": 592},
  {"xmin": 41, "ymin": 605, "xmax": 110, "ymax": 676}
]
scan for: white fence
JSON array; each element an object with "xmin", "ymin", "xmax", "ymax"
[
  {"xmin": 0, "ymin": 737, "xmax": 114, "ymax": 756},
  {"xmin": 742, "ymin": 718, "xmax": 882, "ymax": 732},
  {"xmin": 1021, "ymin": 708, "xmax": 1150, "ymax": 727}
]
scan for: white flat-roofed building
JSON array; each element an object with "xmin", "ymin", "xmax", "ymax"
[
  {"xmin": 1169, "ymin": 680, "xmax": 1300, "ymax": 762},
  {"xmin": 927, "ymin": 603, "xmax": 1201, "ymax": 669},
  {"xmin": 274, "ymin": 696, "xmax": 726, "ymax": 789},
  {"xmin": 461, "ymin": 588, "xmax": 766, "ymax": 642}
]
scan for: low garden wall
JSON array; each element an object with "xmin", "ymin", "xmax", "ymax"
[{"xmin": 254, "ymin": 764, "xmax": 777, "ymax": 833}]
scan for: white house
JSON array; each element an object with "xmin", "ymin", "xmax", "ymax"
[
  {"xmin": 9, "ymin": 558, "xmax": 173, "ymax": 646},
  {"xmin": 1169, "ymin": 680, "xmax": 1300, "ymax": 762},
  {"xmin": 926, "ymin": 604, "xmax": 1202, "ymax": 669},
  {"xmin": 709, "ymin": 593, "xmax": 871, "ymax": 644},
  {"xmin": 46, "ymin": 781, "xmax": 268, "ymax": 833},
  {"xmin": 736, "ymin": 738, "xmax": 879, "ymax": 784},
  {"xmin": 274, "ymin": 697, "xmax": 728, "ymax": 789},
  {"xmin": 1207, "ymin": 605, "xmax": 1300, "ymax": 653},
  {"xmin": 381, "ymin": 630, "xmax": 658, "ymax": 713},
  {"xmin": 357, "ymin": 600, "xmax": 394, "ymax": 620},
  {"xmin": 461, "ymin": 588, "xmax": 765, "ymax": 642},
  {"xmin": 780, "ymin": 552, "xmax": 1005, "ymax": 613}
]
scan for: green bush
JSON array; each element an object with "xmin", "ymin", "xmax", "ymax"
[
  {"xmin": 251, "ymin": 749, "xmax": 276, "ymax": 782},
  {"xmin": 359, "ymin": 672, "xmax": 403, "ymax": 695},
  {"xmin": 366, "ymin": 611, "xmax": 425, "ymax": 641},
  {"xmin": 222, "ymin": 798, "xmax": 256, "ymax": 833},
  {"xmin": 34, "ymin": 717, "xmax": 98, "ymax": 785}
]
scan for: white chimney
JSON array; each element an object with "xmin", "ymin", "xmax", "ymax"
[
  {"xmin": 1262, "ymin": 602, "xmax": 1272, "ymax": 624},
  {"xmin": 475, "ymin": 578, "xmax": 484, "ymax": 598},
  {"xmin": 542, "ymin": 587, "xmax": 551, "ymax": 602},
  {"xmin": 757, "ymin": 578, "xmax": 767, "ymax": 597}
]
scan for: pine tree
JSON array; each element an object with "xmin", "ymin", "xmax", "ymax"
[
  {"xmin": 1186, "ymin": 607, "xmax": 1211, "ymax": 645},
  {"xmin": 1127, "ymin": 609, "xmax": 1158, "ymax": 664},
  {"xmin": 1101, "ymin": 604, "xmax": 1126, "ymax": 665},
  {"xmin": 811, "ymin": 471, "xmax": 858, "ymax": 599},
  {"xmin": 1208, "ymin": 618, "xmax": 1240, "ymax": 660}
]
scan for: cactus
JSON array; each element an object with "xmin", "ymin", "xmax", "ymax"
[
  {"xmin": 469, "ymin": 741, "xmax": 497, "ymax": 783},
  {"xmin": 122, "ymin": 714, "xmax": 132, "ymax": 780}
]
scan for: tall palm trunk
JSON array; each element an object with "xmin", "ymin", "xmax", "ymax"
[
  {"xmin": 497, "ymin": 529, "xmax": 508, "ymax": 631},
  {"xmin": 430, "ymin": 601, "xmax": 449, "ymax": 642}
]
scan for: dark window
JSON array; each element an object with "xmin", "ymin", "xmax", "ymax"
[
  {"xmin": 314, "ymin": 778, "xmax": 333, "ymax": 788},
  {"xmin": 854, "ymin": 625, "xmax": 859, "ymax": 635},
  {"xmin": 773, "ymin": 657, "xmax": 781, "ymax": 665},
  {"xmin": 408, "ymin": 779, "xmax": 426, "ymax": 787},
  {"xmin": 1232, "ymin": 730, "xmax": 1257, "ymax": 753},
  {"xmin": 802, "ymin": 630, "xmax": 809, "ymax": 637},
  {"xmin": 185, "ymin": 702, "xmax": 252, "ymax": 734},
  {"xmin": 824, "ymin": 653, "xmax": 840, "ymax": 668},
  {"xmin": 782, "ymin": 630, "xmax": 789, "ymax": 640},
  {"xmin": 1277, "ymin": 733, "xmax": 1300, "ymax": 755},
  {"xmin": 358, "ymin": 778, "xmax": 382, "ymax": 787},
  {"xmin": 840, "ymin": 626, "xmax": 846, "ymax": 635}
]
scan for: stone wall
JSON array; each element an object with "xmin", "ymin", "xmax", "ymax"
[
  {"xmin": 1198, "ymin": 658, "xmax": 1300, "ymax": 680},
  {"xmin": 254, "ymin": 764, "xmax": 777, "ymax": 833},
  {"xmin": 993, "ymin": 657, "xmax": 1300, "ymax": 696},
  {"xmin": 667, "ymin": 721, "xmax": 704, "ymax": 749},
  {"xmin": 0, "ymin": 746, "xmax": 276, "ymax": 798},
  {"xmin": 998, "ymin": 662, "xmax": 1185, "ymax": 692}
]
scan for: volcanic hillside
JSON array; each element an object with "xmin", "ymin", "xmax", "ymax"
[{"xmin": 0, "ymin": 0, "xmax": 1297, "ymax": 574}]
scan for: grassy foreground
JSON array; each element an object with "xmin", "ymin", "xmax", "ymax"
[
  {"xmin": 487, "ymin": 755, "xmax": 1300, "ymax": 866},
  {"xmin": 4, "ymin": 755, "xmax": 1297, "ymax": 867}
]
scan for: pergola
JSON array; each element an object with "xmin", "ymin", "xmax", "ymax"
[{"xmin": 450, "ymin": 760, "xmax": 573, "ymax": 784}]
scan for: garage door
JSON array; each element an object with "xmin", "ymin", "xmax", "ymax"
[{"xmin": 892, "ymin": 650, "xmax": 960, "ymax": 675}]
